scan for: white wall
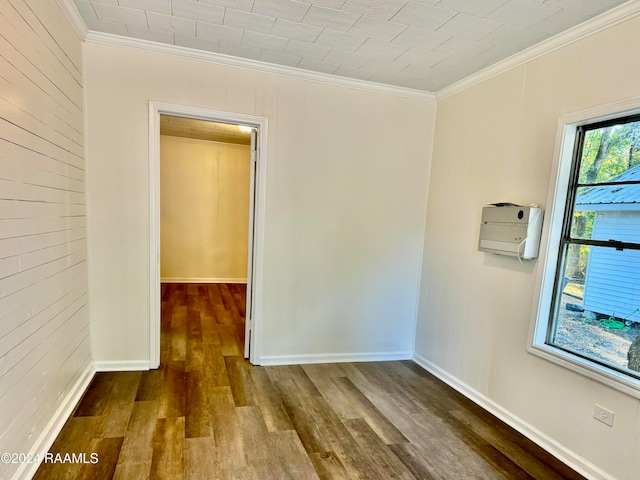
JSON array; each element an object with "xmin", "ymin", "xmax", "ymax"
[
  {"xmin": 161, "ymin": 135, "xmax": 250, "ymax": 283},
  {"xmin": 0, "ymin": 1, "xmax": 92, "ymax": 478},
  {"xmin": 84, "ymin": 42, "xmax": 436, "ymax": 365},
  {"xmin": 415, "ymin": 15, "xmax": 640, "ymax": 480}
]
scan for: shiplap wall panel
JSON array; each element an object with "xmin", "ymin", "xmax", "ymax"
[
  {"xmin": 0, "ymin": 221, "xmax": 86, "ymax": 255},
  {"xmin": 0, "ymin": 227, "xmax": 86, "ymax": 261},
  {"xmin": 0, "ymin": 0, "xmax": 91, "ymax": 478},
  {"xmin": 0, "ymin": 293, "xmax": 87, "ymax": 383},
  {"xmin": 16, "ymin": 0, "xmax": 83, "ymax": 75},
  {"xmin": 0, "ymin": 199, "xmax": 86, "ymax": 218},
  {"xmin": 0, "ymin": 15, "xmax": 83, "ymax": 112},
  {"xmin": 0, "ymin": 6, "xmax": 83, "ymax": 87},
  {"xmin": 1, "ymin": 1, "xmax": 83, "ymax": 97},
  {"xmin": 0, "ymin": 98, "xmax": 84, "ymax": 159},
  {"xmin": 1, "ymin": 314, "xmax": 89, "ymax": 455},
  {"xmin": 0, "ymin": 256, "xmax": 19, "ymax": 279},
  {"xmin": 0, "ymin": 116, "xmax": 84, "ymax": 170},
  {"xmin": 0, "ymin": 279, "xmax": 84, "ymax": 357},
  {"xmin": 0, "ymin": 178, "xmax": 85, "ymax": 203},
  {"xmin": 0, "ymin": 263, "xmax": 86, "ymax": 339},
  {"xmin": 0, "ymin": 50, "xmax": 82, "ymax": 131},
  {"xmin": 0, "ymin": 67, "xmax": 83, "ymax": 143},
  {"xmin": 0, "ymin": 137, "xmax": 85, "ymax": 181},
  {"xmin": 0, "ymin": 216, "xmax": 86, "ymax": 239},
  {"xmin": 0, "ymin": 159, "xmax": 86, "ymax": 193},
  {"xmin": 0, "ymin": 252, "xmax": 87, "ymax": 334}
]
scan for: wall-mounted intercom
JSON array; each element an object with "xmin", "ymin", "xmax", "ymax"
[{"xmin": 478, "ymin": 204, "xmax": 544, "ymax": 260}]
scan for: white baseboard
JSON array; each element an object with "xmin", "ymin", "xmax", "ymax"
[
  {"xmin": 94, "ymin": 360, "xmax": 150, "ymax": 372},
  {"xmin": 161, "ymin": 277, "xmax": 247, "ymax": 284},
  {"xmin": 259, "ymin": 350, "xmax": 413, "ymax": 366},
  {"xmin": 16, "ymin": 363, "xmax": 95, "ymax": 480},
  {"xmin": 411, "ymin": 353, "xmax": 615, "ymax": 480}
]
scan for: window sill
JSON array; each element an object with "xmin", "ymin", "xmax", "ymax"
[{"xmin": 527, "ymin": 342, "xmax": 640, "ymax": 399}]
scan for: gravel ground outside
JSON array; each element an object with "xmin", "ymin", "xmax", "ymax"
[{"xmin": 552, "ymin": 291, "xmax": 640, "ymax": 370}]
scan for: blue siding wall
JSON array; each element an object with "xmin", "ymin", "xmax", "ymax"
[{"xmin": 583, "ymin": 212, "xmax": 640, "ymax": 322}]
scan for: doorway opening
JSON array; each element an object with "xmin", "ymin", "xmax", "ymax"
[{"xmin": 149, "ymin": 102, "xmax": 267, "ymax": 368}]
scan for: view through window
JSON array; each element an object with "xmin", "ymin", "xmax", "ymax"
[{"xmin": 547, "ymin": 115, "xmax": 640, "ymax": 377}]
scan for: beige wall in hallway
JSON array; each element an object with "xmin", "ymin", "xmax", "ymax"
[{"xmin": 161, "ymin": 136, "xmax": 250, "ymax": 283}]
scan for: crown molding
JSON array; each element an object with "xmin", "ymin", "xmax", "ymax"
[
  {"xmin": 84, "ymin": 31, "xmax": 436, "ymax": 102},
  {"xmin": 436, "ymin": 0, "xmax": 640, "ymax": 100},
  {"xmin": 56, "ymin": 0, "xmax": 88, "ymax": 40}
]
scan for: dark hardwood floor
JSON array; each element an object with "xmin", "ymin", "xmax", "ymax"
[{"xmin": 34, "ymin": 283, "xmax": 585, "ymax": 479}]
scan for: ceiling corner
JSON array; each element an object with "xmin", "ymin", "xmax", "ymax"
[
  {"xmin": 435, "ymin": 0, "xmax": 640, "ymax": 101},
  {"xmin": 56, "ymin": 0, "xmax": 89, "ymax": 40}
]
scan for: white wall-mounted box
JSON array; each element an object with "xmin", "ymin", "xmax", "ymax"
[{"xmin": 478, "ymin": 205, "xmax": 544, "ymax": 259}]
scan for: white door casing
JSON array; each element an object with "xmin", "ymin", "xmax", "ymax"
[
  {"xmin": 148, "ymin": 101, "xmax": 267, "ymax": 368},
  {"xmin": 244, "ymin": 128, "xmax": 258, "ymax": 358}
]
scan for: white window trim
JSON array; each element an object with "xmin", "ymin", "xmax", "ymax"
[{"xmin": 527, "ymin": 98, "xmax": 640, "ymax": 399}]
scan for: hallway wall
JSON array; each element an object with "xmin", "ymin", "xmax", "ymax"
[{"xmin": 161, "ymin": 136, "xmax": 250, "ymax": 283}]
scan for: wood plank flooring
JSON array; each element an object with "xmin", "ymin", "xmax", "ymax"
[{"xmin": 34, "ymin": 283, "xmax": 585, "ymax": 480}]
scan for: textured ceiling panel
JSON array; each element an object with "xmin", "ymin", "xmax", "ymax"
[
  {"xmin": 160, "ymin": 115, "xmax": 252, "ymax": 145},
  {"xmin": 75, "ymin": 0, "xmax": 630, "ymax": 92}
]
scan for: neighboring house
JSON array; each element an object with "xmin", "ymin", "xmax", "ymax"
[{"xmin": 575, "ymin": 165, "xmax": 640, "ymax": 323}]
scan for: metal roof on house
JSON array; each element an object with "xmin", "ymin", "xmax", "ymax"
[{"xmin": 575, "ymin": 165, "xmax": 640, "ymax": 210}]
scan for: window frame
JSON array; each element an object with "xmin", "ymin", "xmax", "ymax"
[{"xmin": 528, "ymin": 100, "xmax": 640, "ymax": 399}]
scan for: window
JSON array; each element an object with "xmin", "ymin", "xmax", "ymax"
[{"xmin": 531, "ymin": 111, "xmax": 640, "ymax": 394}]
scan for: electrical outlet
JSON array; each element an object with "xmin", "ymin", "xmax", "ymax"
[{"xmin": 593, "ymin": 404, "xmax": 615, "ymax": 427}]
